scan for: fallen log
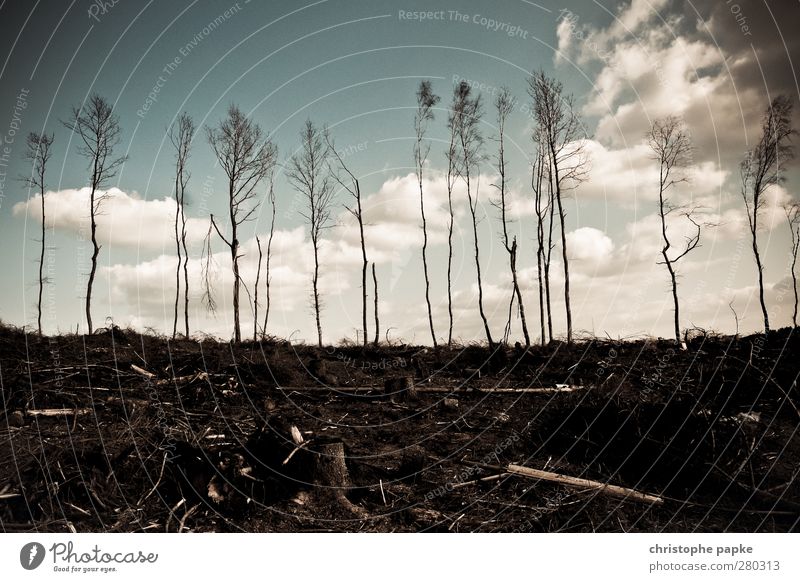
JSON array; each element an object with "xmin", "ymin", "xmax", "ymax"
[
  {"xmin": 26, "ymin": 408, "xmax": 92, "ymax": 417},
  {"xmin": 507, "ymin": 464, "xmax": 663, "ymax": 504},
  {"xmin": 276, "ymin": 385, "xmax": 584, "ymax": 394}
]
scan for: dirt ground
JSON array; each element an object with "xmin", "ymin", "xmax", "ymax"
[{"xmin": 1, "ymin": 323, "xmax": 798, "ymax": 532}]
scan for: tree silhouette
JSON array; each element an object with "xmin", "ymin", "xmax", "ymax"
[
  {"xmin": 23, "ymin": 131, "xmax": 54, "ymax": 336},
  {"xmin": 529, "ymin": 71, "xmax": 588, "ymax": 344},
  {"xmin": 206, "ymin": 104, "xmax": 277, "ymax": 342},
  {"xmin": 288, "ymin": 120, "xmax": 334, "ymax": 347},
  {"xmin": 62, "ymin": 94, "xmax": 128, "ymax": 334},
  {"xmin": 740, "ymin": 96, "xmax": 795, "ymax": 334}
]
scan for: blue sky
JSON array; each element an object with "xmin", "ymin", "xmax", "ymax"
[{"xmin": 1, "ymin": 0, "xmax": 798, "ymax": 343}]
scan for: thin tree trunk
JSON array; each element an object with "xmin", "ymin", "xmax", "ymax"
[
  {"xmin": 263, "ymin": 188, "xmax": 276, "ymax": 335},
  {"xmin": 181, "ymin": 200, "xmax": 189, "ymax": 337},
  {"xmin": 466, "ymin": 173, "xmax": 493, "ymax": 347},
  {"xmin": 533, "ymin": 158, "xmax": 546, "ymax": 346},
  {"xmin": 231, "ymin": 212, "xmax": 241, "ymax": 343},
  {"xmin": 753, "ymin": 236, "xmax": 769, "ymax": 334},
  {"xmin": 446, "ymin": 185, "xmax": 455, "ymax": 346},
  {"xmin": 254, "ymin": 237, "xmax": 263, "ymax": 341},
  {"xmin": 751, "ymin": 190, "xmax": 770, "ymax": 334},
  {"xmin": 173, "ymin": 174, "xmax": 182, "ymax": 340},
  {"xmin": 418, "ymin": 171, "xmax": 437, "ymax": 347},
  {"xmin": 544, "ymin": 172, "xmax": 555, "ymax": 342},
  {"xmin": 313, "ymin": 237, "xmax": 323, "ymax": 347},
  {"xmin": 510, "ymin": 238, "xmax": 528, "ymax": 346},
  {"xmin": 86, "ymin": 180, "xmax": 99, "ymax": 335},
  {"xmin": 536, "ymin": 232, "xmax": 546, "ymax": 345},
  {"xmin": 551, "ymin": 153, "xmax": 572, "ymax": 344},
  {"xmin": 37, "ymin": 184, "xmax": 45, "ymax": 336},
  {"xmin": 357, "ymin": 193, "xmax": 368, "ymax": 346},
  {"xmin": 658, "ymin": 177, "xmax": 682, "ymax": 345},
  {"xmin": 792, "ymin": 256, "xmax": 798, "ymax": 327},
  {"xmin": 372, "ymin": 262, "xmax": 379, "ymax": 346}
]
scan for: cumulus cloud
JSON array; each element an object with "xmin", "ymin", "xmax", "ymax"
[
  {"xmin": 12, "ymin": 187, "xmax": 209, "ymax": 251},
  {"xmin": 554, "ymin": 0, "xmax": 796, "ymax": 171},
  {"xmin": 566, "ymin": 227, "xmax": 614, "ymax": 264}
]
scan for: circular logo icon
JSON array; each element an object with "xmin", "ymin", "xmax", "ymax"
[{"xmin": 20, "ymin": 542, "xmax": 46, "ymax": 570}]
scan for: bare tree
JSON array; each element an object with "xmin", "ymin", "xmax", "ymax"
[
  {"xmin": 414, "ymin": 80, "xmax": 440, "ymax": 347},
  {"xmin": 445, "ymin": 87, "xmax": 463, "ymax": 346},
  {"xmin": 528, "ymin": 71, "xmax": 589, "ymax": 344},
  {"xmin": 491, "ymin": 87, "xmax": 530, "ymax": 347},
  {"xmin": 647, "ymin": 116, "xmax": 706, "ymax": 346},
  {"xmin": 287, "ymin": 120, "xmax": 334, "ymax": 347},
  {"xmin": 326, "ymin": 129, "xmax": 369, "ymax": 345},
  {"xmin": 262, "ymin": 177, "xmax": 276, "ymax": 336},
  {"xmin": 62, "ymin": 94, "xmax": 128, "ymax": 334},
  {"xmin": 168, "ymin": 113, "xmax": 194, "ymax": 339},
  {"xmin": 23, "ymin": 131, "xmax": 55, "ymax": 336},
  {"xmin": 453, "ymin": 81, "xmax": 494, "ymax": 347},
  {"xmin": 786, "ymin": 203, "xmax": 800, "ymax": 327},
  {"xmin": 372, "ymin": 262, "xmax": 380, "ymax": 346},
  {"xmin": 206, "ymin": 104, "xmax": 277, "ymax": 342},
  {"xmin": 740, "ymin": 96, "xmax": 796, "ymax": 334}
]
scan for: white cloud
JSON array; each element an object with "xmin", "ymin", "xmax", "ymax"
[
  {"xmin": 567, "ymin": 227, "xmax": 614, "ymax": 264},
  {"xmin": 12, "ymin": 187, "xmax": 209, "ymax": 251}
]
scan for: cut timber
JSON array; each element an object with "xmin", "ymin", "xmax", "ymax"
[
  {"xmin": 27, "ymin": 408, "xmax": 92, "ymax": 417},
  {"xmin": 131, "ymin": 364, "xmax": 156, "ymax": 379},
  {"xmin": 276, "ymin": 385, "xmax": 583, "ymax": 394},
  {"xmin": 507, "ymin": 464, "xmax": 663, "ymax": 504}
]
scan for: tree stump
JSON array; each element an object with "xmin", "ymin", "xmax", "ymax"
[
  {"xmin": 384, "ymin": 376, "xmax": 417, "ymax": 402},
  {"xmin": 304, "ymin": 439, "xmax": 368, "ymax": 517},
  {"xmin": 440, "ymin": 397, "xmax": 459, "ymax": 412},
  {"xmin": 308, "ymin": 358, "xmax": 327, "ymax": 378}
]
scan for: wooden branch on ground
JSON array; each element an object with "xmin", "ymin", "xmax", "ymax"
[
  {"xmin": 506, "ymin": 464, "xmax": 663, "ymax": 504},
  {"xmin": 26, "ymin": 408, "xmax": 92, "ymax": 417},
  {"xmin": 131, "ymin": 364, "xmax": 156, "ymax": 379},
  {"xmin": 453, "ymin": 458, "xmax": 662, "ymax": 505},
  {"xmin": 276, "ymin": 385, "xmax": 585, "ymax": 394}
]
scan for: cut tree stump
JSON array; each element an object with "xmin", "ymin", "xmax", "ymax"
[
  {"xmin": 304, "ymin": 439, "xmax": 368, "ymax": 518},
  {"xmin": 384, "ymin": 377, "xmax": 418, "ymax": 402}
]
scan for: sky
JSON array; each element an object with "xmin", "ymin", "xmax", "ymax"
[{"xmin": 0, "ymin": 0, "xmax": 798, "ymax": 345}]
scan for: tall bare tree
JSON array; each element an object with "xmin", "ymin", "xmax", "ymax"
[
  {"xmin": 168, "ymin": 113, "xmax": 194, "ymax": 339},
  {"xmin": 414, "ymin": 80, "xmax": 440, "ymax": 347},
  {"xmin": 288, "ymin": 120, "xmax": 334, "ymax": 347},
  {"xmin": 445, "ymin": 85, "xmax": 465, "ymax": 345},
  {"xmin": 326, "ymin": 129, "xmax": 369, "ymax": 345},
  {"xmin": 529, "ymin": 71, "xmax": 588, "ymax": 344},
  {"xmin": 647, "ymin": 116, "xmax": 706, "ymax": 346},
  {"xmin": 453, "ymin": 81, "xmax": 494, "ymax": 347},
  {"xmin": 491, "ymin": 87, "xmax": 530, "ymax": 347},
  {"xmin": 23, "ymin": 131, "xmax": 55, "ymax": 336},
  {"xmin": 63, "ymin": 94, "xmax": 128, "ymax": 334},
  {"xmin": 785, "ymin": 203, "xmax": 800, "ymax": 327},
  {"xmin": 262, "ymin": 177, "xmax": 277, "ymax": 336},
  {"xmin": 741, "ymin": 96, "xmax": 796, "ymax": 334},
  {"xmin": 206, "ymin": 104, "xmax": 277, "ymax": 343}
]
